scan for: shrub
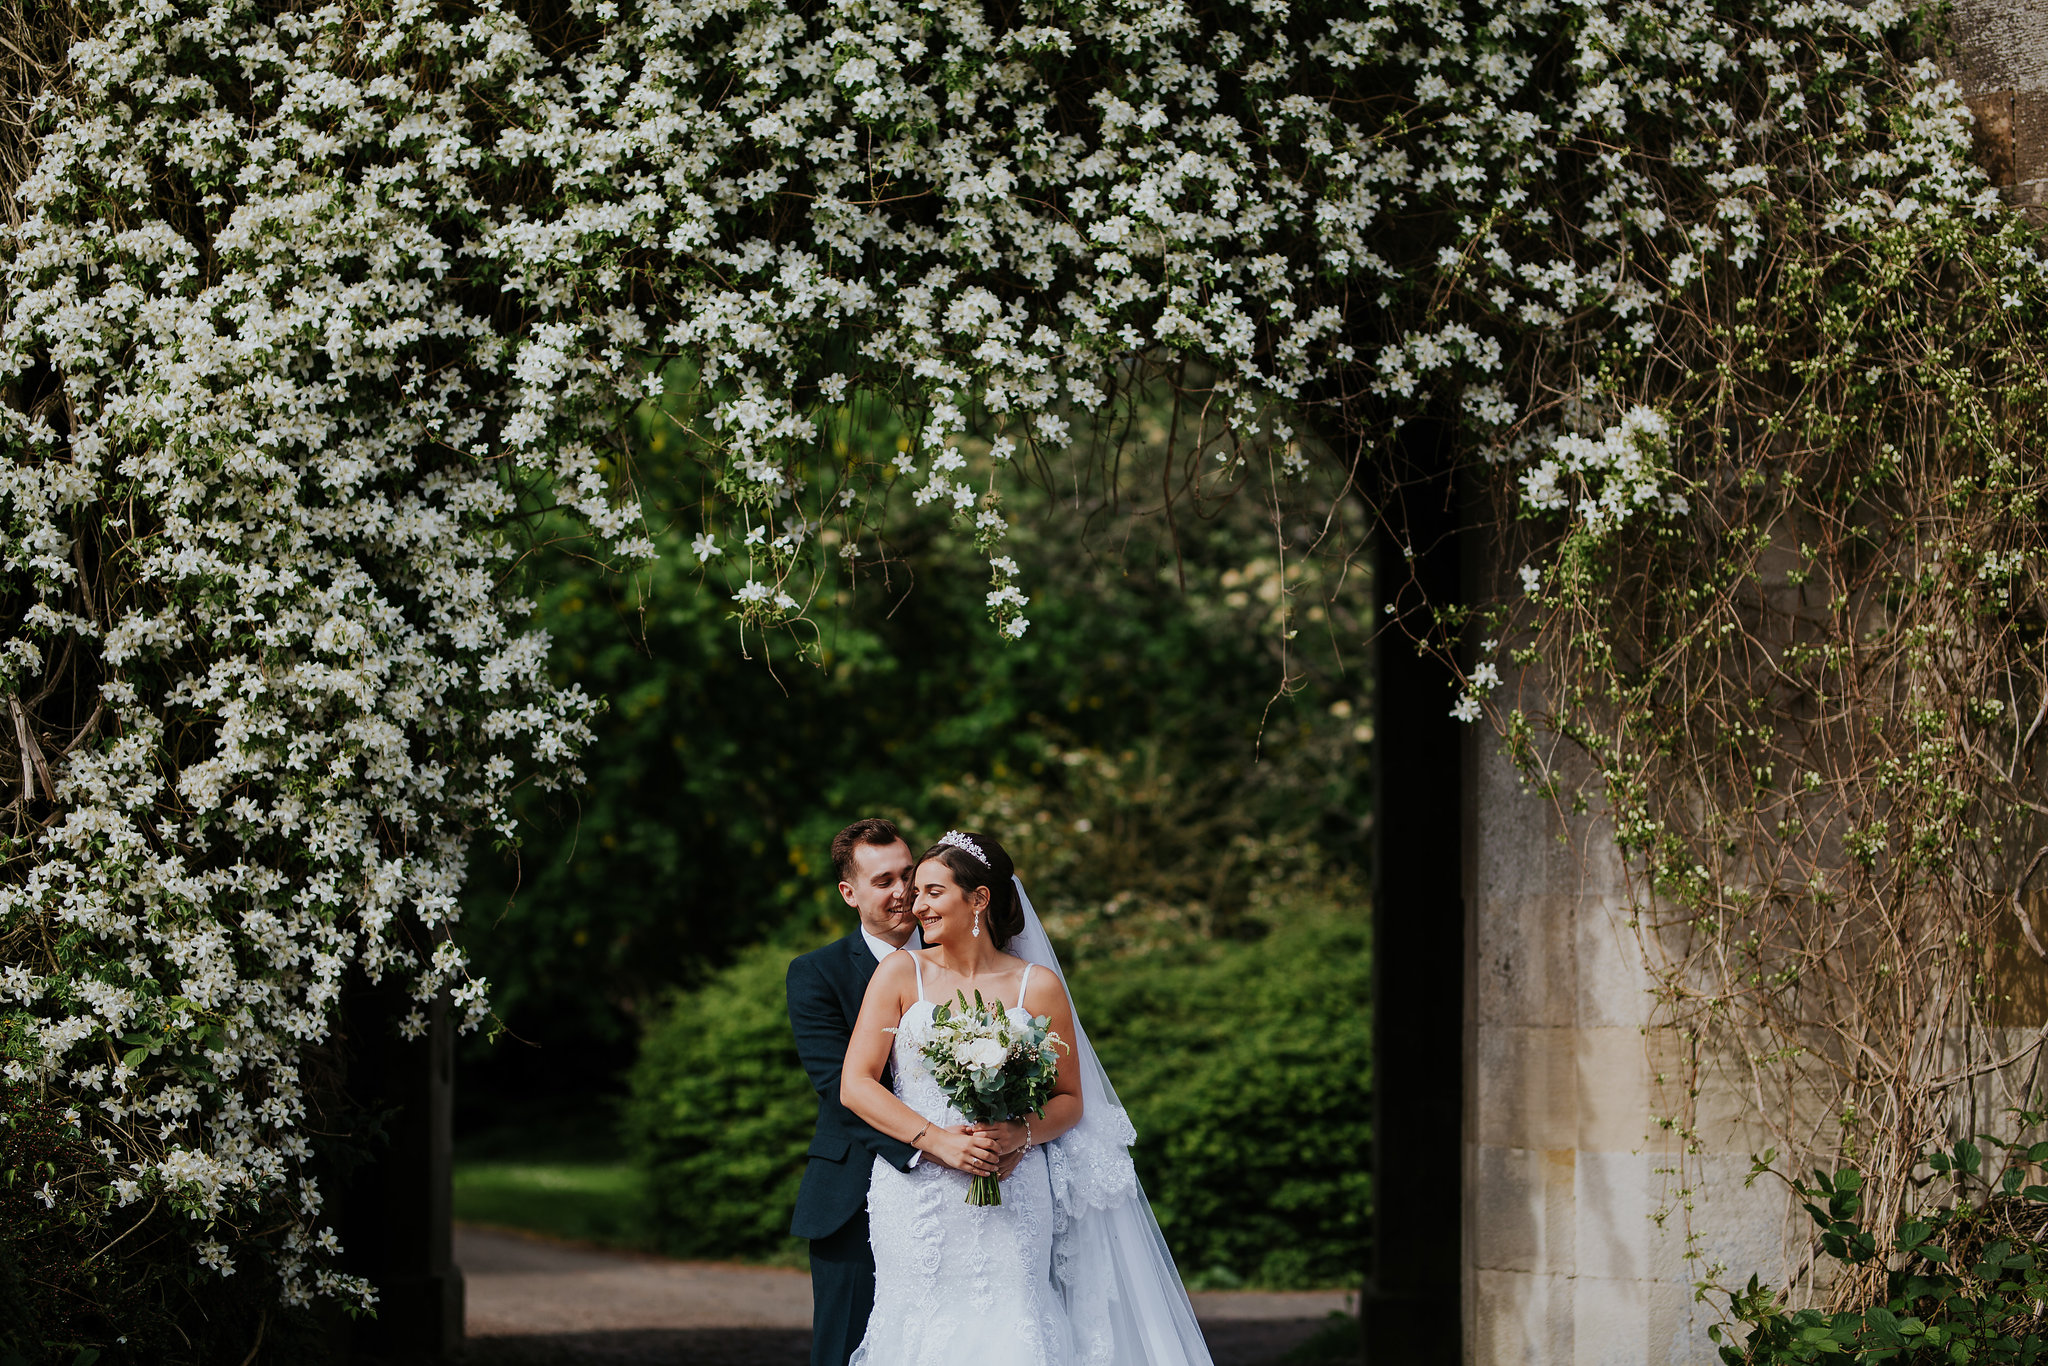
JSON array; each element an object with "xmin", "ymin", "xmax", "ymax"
[
  {"xmin": 623, "ymin": 893, "xmax": 1370, "ymax": 1286},
  {"xmin": 0, "ymin": 1090, "xmax": 338, "ymax": 1365},
  {"xmin": 623, "ymin": 942, "xmax": 819, "ymax": 1261},
  {"xmin": 1718, "ymin": 1131, "xmax": 2048, "ymax": 1364},
  {"xmin": 1084, "ymin": 895, "xmax": 1371, "ymax": 1289}
]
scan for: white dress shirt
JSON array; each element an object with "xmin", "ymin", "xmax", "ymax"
[{"xmin": 860, "ymin": 924, "xmax": 921, "ymax": 962}]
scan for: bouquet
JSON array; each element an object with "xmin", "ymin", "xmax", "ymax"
[{"xmin": 913, "ymin": 989, "xmax": 1064, "ymax": 1205}]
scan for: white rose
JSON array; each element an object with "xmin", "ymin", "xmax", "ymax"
[{"xmin": 954, "ymin": 1038, "xmax": 1008, "ymax": 1072}]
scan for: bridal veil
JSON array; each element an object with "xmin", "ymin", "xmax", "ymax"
[{"xmin": 1007, "ymin": 876, "xmax": 1216, "ymax": 1366}]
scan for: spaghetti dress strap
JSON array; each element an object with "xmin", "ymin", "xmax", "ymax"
[
  {"xmin": 1016, "ymin": 961, "xmax": 1033, "ymax": 1010},
  {"xmin": 912, "ymin": 951, "xmax": 925, "ymax": 1003}
]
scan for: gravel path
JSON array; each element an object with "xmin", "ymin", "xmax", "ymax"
[{"xmin": 456, "ymin": 1226, "xmax": 1355, "ymax": 1366}]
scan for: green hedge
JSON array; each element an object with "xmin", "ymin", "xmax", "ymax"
[
  {"xmin": 622, "ymin": 942, "xmax": 820, "ymax": 1260},
  {"xmin": 622, "ymin": 900, "xmax": 1370, "ymax": 1285},
  {"xmin": 1087, "ymin": 905, "xmax": 1371, "ymax": 1288}
]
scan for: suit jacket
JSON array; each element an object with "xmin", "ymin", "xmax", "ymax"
[{"xmin": 788, "ymin": 931, "xmax": 918, "ymax": 1240}]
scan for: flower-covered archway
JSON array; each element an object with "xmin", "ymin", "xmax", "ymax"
[{"xmin": 6, "ymin": 0, "xmax": 2047, "ymax": 1354}]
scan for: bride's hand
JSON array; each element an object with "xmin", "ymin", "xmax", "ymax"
[
  {"xmin": 967, "ymin": 1120, "xmax": 1029, "ymax": 1156},
  {"xmin": 924, "ymin": 1125, "xmax": 1002, "ymax": 1176}
]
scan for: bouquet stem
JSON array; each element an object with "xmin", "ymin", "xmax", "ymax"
[{"xmin": 968, "ymin": 1174, "xmax": 1003, "ymax": 1206}]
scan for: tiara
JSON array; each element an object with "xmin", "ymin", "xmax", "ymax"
[{"xmin": 937, "ymin": 830, "xmax": 988, "ymax": 866}]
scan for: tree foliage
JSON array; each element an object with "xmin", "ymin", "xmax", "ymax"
[{"xmin": 461, "ymin": 386, "xmax": 1369, "ymax": 1044}]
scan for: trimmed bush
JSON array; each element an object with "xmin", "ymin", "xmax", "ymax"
[
  {"xmin": 624, "ymin": 899, "xmax": 1370, "ymax": 1285},
  {"xmin": 1087, "ymin": 901, "xmax": 1371, "ymax": 1288},
  {"xmin": 623, "ymin": 942, "xmax": 819, "ymax": 1261}
]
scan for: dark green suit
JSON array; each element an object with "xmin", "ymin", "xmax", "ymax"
[{"xmin": 787, "ymin": 932, "xmax": 917, "ymax": 1366}]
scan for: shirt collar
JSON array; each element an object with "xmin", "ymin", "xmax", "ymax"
[{"xmin": 860, "ymin": 924, "xmax": 920, "ymax": 963}]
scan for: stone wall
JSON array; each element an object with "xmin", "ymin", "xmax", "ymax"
[
  {"xmin": 1951, "ymin": 0, "xmax": 2048, "ymax": 210},
  {"xmin": 1461, "ymin": 728, "xmax": 1786, "ymax": 1366}
]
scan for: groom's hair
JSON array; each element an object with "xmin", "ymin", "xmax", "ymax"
[{"xmin": 832, "ymin": 817, "xmax": 906, "ymax": 880}]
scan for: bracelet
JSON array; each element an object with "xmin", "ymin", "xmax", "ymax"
[
  {"xmin": 910, "ymin": 1121, "xmax": 930, "ymax": 1147},
  {"xmin": 1022, "ymin": 1120, "xmax": 1033, "ymax": 1155}
]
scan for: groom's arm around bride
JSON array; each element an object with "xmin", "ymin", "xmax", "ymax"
[{"xmin": 786, "ymin": 819, "xmax": 924, "ymax": 1366}]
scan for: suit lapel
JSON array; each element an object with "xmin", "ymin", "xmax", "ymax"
[{"xmin": 842, "ymin": 931, "xmax": 877, "ymax": 1011}]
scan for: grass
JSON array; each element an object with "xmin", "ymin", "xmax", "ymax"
[
  {"xmin": 453, "ymin": 1158, "xmax": 658, "ymax": 1252},
  {"xmin": 453, "ymin": 1108, "xmax": 660, "ymax": 1253}
]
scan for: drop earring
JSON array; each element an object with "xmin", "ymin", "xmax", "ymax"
[{"xmin": 972, "ymin": 906, "xmax": 983, "ymax": 938}]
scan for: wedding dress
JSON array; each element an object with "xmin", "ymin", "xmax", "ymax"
[
  {"xmin": 853, "ymin": 952, "xmax": 1073, "ymax": 1366},
  {"xmin": 849, "ymin": 883, "xmax": 1214, "ymax": 1366}
]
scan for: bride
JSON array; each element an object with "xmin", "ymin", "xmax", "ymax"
[{"xmin": 840, "ymin": 829, "xmax": 1214, "ymax": 1366}]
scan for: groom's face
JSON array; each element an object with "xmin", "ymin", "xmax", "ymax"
[{"xmin": 841, "ymin": 839, "xmax": 917, "ymax": 942}]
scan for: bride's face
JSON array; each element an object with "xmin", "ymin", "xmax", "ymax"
[{"xmin": 911, "ymin": 858, "xmax": 989, "ymax": 946}]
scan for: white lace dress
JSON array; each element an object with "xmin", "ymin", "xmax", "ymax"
[{"xmin": 850, "ymin": 956, "xmax": 1075, "ymax": 1366}]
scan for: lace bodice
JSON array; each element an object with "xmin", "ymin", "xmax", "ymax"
[
  {"xmin": 887, "ymin": 998, "xmax": 954, "ymax": 1121},
  {"xmin": 889, "ymin": 954, "xmax": 1140, "ymax": 1214}
]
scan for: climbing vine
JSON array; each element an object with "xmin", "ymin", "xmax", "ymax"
[{"xmin": 1452, "ymin": 16, "xmax": 2048, "ymax": 1316}]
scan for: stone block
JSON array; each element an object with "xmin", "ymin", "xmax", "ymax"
[
  {"xmin": 1469, "ymin": 1143, "xmax": 1578, "ymax": 1275},
  {"xmin": 1575, "ymin": 895, "xmax": 1653, "ymax": 1029},
  {"xmin": 1576, "ymin": 1026, "xmax": 1654, "ymax": 1152},
  {"xmin": 1950, "ymin": 0, "xmax": 2048, "ymax": 93},
  {"xmin": 1474, "ymin": 750, "xmax": 1569, "ymax": 905},
  {"xmin": 1684, "ymin": 1152, "xmax": 1802, "ymax": 1292},
  {"xmin": 1473, "ymin": 893, "xmax": 1579, "ymax": 1028},
  {"xmin": 1574, "ymin": 1150, "xmax": 1668, "ymax": 1283},
  {"xmin": 1468, "ymin": 1144, "xmax": 1544, "ymax": 1272},
  {"xmin": 1572, "ymin": 1273, "xmax": 1653, "ymax": 1366},
  {"xmin": 1476, "ymin": 1025, "xmax": 1578, "ymax": 1149},
  {"xmin": 1472, "ymin": 1266, "xmax": 1573, "ymax": 1366}
]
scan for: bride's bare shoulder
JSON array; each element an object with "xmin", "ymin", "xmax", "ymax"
[
  {"xmin": 864, "ymin": 948, "xmax": 918, "ymax": 995},
  {"xmin": 1017, "ymin": 960, "xmax": 1069, "ymax": 1016}
]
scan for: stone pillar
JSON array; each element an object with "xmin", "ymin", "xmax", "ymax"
[
  {"xmin": 1462, "ymin": 723, "xmax": 1786, "ymax": 1366},
  {"xmin": 1950, "ymin": 0, "xmax": 2048, "ymax": 209},
  {"xmin": 1454, "ymin": 7, "xmax": 2048, "ymax": 1364}
]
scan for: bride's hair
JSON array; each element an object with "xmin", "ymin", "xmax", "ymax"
[{"xmin": 917, "ymin": 832, "xmax": 1024, "ymax": 949}]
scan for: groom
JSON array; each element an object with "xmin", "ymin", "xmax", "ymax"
[{"xmin": 787, "ymin": 818, "xmax": 925, "ymax": 1366}]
